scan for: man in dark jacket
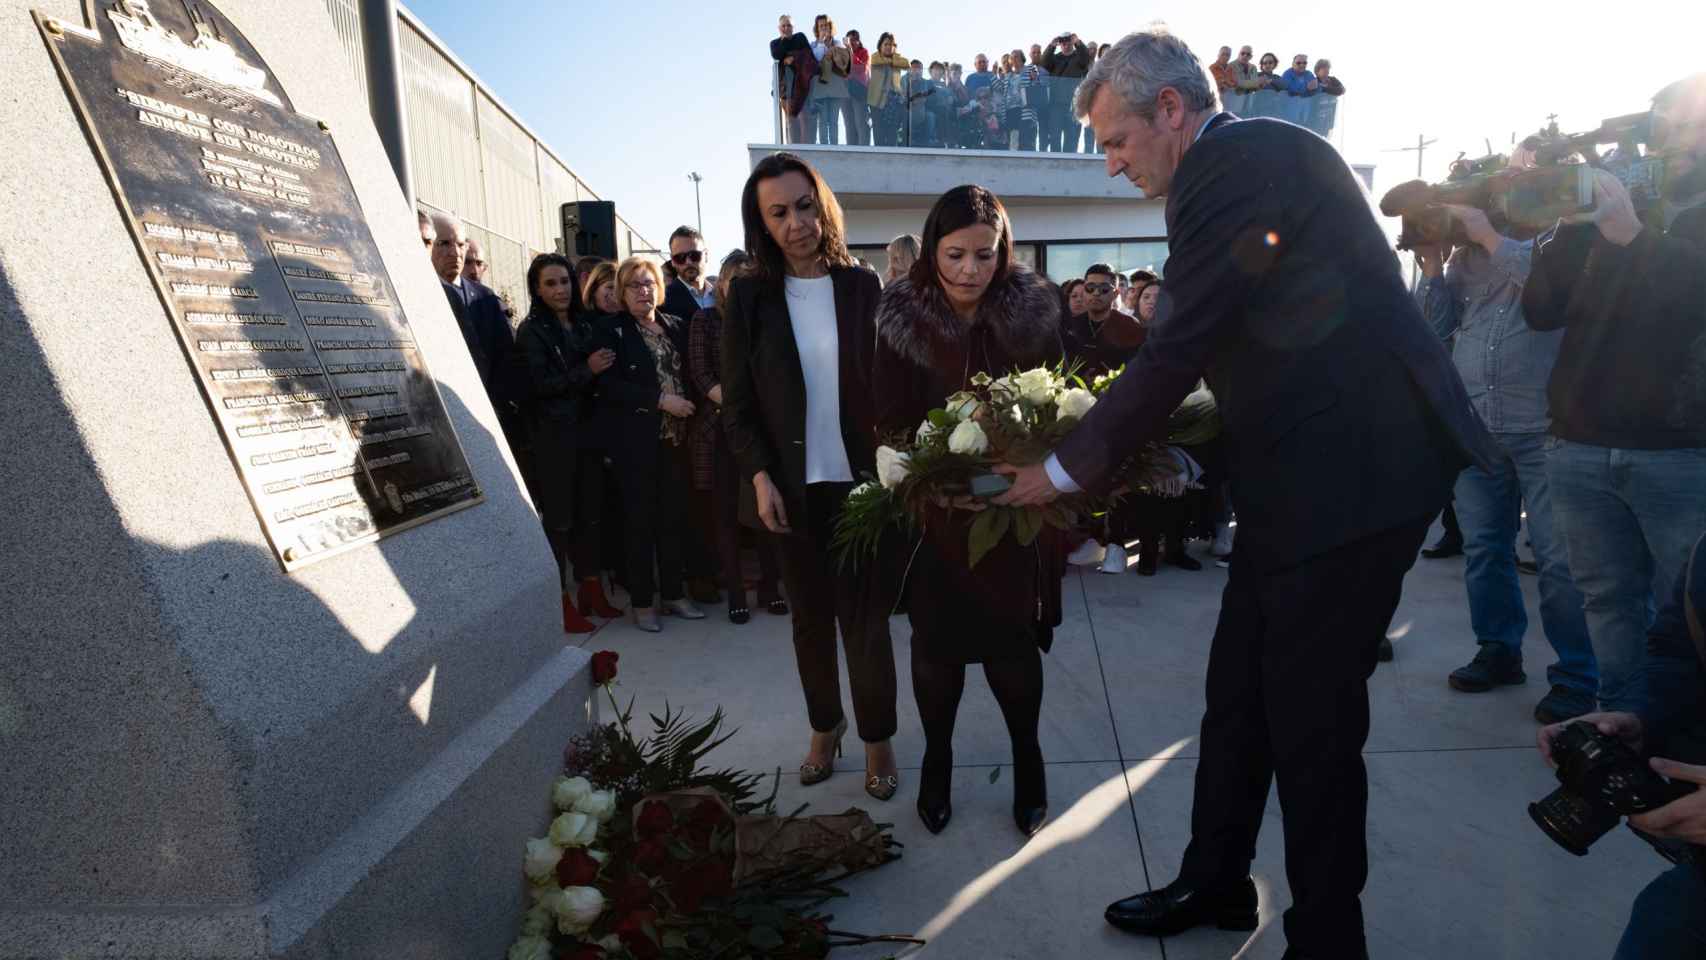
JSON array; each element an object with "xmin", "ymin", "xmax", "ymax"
[
  {"xmin": 770, "ymin": 16, "xmax": 814, "ymax": 145},
  {"xmin": 1041, "ymin": 32, "xmax": 1093, "ymax": 152},
  {"xmin": 1521, "ymin": 73, "xmax": 1706, "ymax": 721},
  {"xmin": 431, "ymin": 213, "xmax": 522, "ymax": 452},
  {"xmin": 996, "ymin": 30, "xmax": 1499, "ymax": 959},
  {"xmin": 1061, "ymin": 262, "xmax": 1144, "ymax": 378},
  {"xmin": 1538, "ymin": 531, "xmax": 1706, "ymax": 958}
]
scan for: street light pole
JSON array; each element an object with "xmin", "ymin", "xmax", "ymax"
[{"xmin": 687, "ymin": 172, "xmax": 704, "ymax": 239}]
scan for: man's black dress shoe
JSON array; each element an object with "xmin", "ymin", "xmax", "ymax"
[{"xmin": 1105, "ymin": 876, "xmax": 1258, "ymax": 937}]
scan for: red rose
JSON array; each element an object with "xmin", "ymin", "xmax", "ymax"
[
  {"xmin": 555, "ymin": 847, "xmax": 601, "ymax": 887},
  {"xmin": 634, "ymin": 801, "xmax": 674, "ymax": 840},
  {"xmin": 631, "ymin": 838, "xmax": 668, "ymax": 873},
  {"xmin": 590, "ymin": 650, "xmax": 619, "ymax": 685},
  {"xmin": 614, "ymin": 908, "xmax": 661, "ymax": 960}
]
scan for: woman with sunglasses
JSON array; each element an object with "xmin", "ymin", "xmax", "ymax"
[{"xmin": 660, "ymin": 226, "xmax": 725, "ymax": 607}]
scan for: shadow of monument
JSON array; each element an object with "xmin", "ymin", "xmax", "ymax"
[{"xmin": 0, "ymin": 256, "xmax": 568, "ymax": 957}]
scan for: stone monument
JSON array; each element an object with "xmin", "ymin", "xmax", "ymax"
[{"xmin": 0, "ymin": 1, "xmax": 590, "ymax": 956}]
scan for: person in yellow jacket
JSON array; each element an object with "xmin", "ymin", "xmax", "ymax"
[{"xmin": 867, "ymin": 33, "xmax": 908, "ymax": 147}]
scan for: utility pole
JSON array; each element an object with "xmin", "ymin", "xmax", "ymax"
[
  {"xmin": 1384, "ymin": 133, "xmax": 1439, "ymax": 179},
  {"xmin": 687, "ymin": 172, "xmax": 704, "ymax": 238}
]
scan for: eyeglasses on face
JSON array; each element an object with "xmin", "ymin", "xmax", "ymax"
[
  {"xmin": 1083, "ymin": 282, "xmax": 1114, "ymax": 294},
  {"xmin": 625, "ymin": 280, "xmax": 657, "ymax": 291},
  {"xmin": 670, "ymin": 250, "xmax": 705, "ymax": 265}
]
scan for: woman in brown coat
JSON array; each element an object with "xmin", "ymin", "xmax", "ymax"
[{"xmin": 873, "ymin": 185, "xmax": 1066, "ymax": 838}]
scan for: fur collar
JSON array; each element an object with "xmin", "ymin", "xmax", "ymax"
[{"xmin": 877, "ymin": 264, "xmax": 1061, "ymax": 368}]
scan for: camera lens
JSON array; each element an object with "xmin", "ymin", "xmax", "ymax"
[{"xmin": 1529, "ymin": 787, "xmax": 1622, "ymax": 856}]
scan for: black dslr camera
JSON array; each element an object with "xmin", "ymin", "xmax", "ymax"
[{"xmin": 1531, "ymin": 721, "xmax": 1698, "ymax": 858}]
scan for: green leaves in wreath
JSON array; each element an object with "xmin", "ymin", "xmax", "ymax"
[
  {"xmin": 1012, "ymin": 506, "xmax": 1043, "ymax": 547},
  {"xmin": 966, "ymin": 507, "xmax": 1010, "ymax": 568}
]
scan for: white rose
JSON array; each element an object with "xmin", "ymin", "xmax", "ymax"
[
  {"xmin": 572, "ymin": 789, "xmax": 617, "ymax": 824},
  {"xmin": 507, "ymin": 936, "xmax": 553, "ymax": 960},
  {"xmin": 916, "ymin": 419, "xmax": 939, "ymax": 445},
  {"xmin": 548, "ymin": 811, "xmax": 599, "ymax": 848},
  {"xmin": 550, "ymin": 885, "xmax": 606, "ymax": 935},
  {"xmin": 587, "ymin": 848, "xmax": 608, "ymax": 864},
  {"xmin": 876, "ymin": 445, "xmax": 911, "ymax": 490},
  {"xmin": 1057, "ymin": 387, "xmax": 1096, "ymax": 421},
  {"xmin": 1014, "ymin": 368, "xmax": 1057, "ymax": 405},
  {"xmin": 519, "ymin": 900, "xmax": 554, "ymax": 936},
  {"xmin": 522, "ymin": 836, "xmax": 564, "ymax": 883},
  {"xmin": 551, "ymin": 775, "xmax": 593, "ymax": 812},
  {"xmin": 947, "ymin": 419, "xmax": 990, "ymax": 456}
]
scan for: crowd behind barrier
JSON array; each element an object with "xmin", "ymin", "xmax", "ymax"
[{"xmin": 770, "ymin": 21, "xmax": 1348, "ymax": 149}]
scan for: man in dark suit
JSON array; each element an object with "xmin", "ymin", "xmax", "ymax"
[
  {"xmin": 430, "ymin": 213, "xmax": 523, "ymax": 463},
  {"xmin": 995, "ymin": 30, "xmax": 1500, "ymax": 960}
]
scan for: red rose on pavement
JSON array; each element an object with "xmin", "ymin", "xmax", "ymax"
[
  {"xmin": 555, "ymin": 847, "xmax": 601, "ymax": 887},
  {"xmin": 634, "ymin": 801, "xmax": 674, "ymax": 839},
  {"xmin": 590, "ymin": 650, "xmax": 619, "ymax": 685}
]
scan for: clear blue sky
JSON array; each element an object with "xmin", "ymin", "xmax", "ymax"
[{"xmin": 405, "ymin": 0, "xmax": 1703, "ymax": 263}]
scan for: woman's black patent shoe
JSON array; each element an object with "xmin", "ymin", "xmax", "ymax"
[
  {"xmin": 1013, "ymin": 745, "xmax": 1048, "ymax": 838},
  {"xmin": 728, "ymin": 605, "xmax": 750, "ymax": 625},
  {"xmin": 917, "ymin": 749, "xmax": 953, "ymax": 834}
]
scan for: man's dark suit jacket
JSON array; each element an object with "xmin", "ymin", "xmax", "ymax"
[
  {"xmin": 1056, "ymin": 114, "xmax": 1501, "ymax": 572},
  {"xmin": 442, "ymin": 278, "xmax": 517, "ymax": 420},
  {"xmin": 720, "ymin": 264, "xmax": 882, "ymax": 530}
]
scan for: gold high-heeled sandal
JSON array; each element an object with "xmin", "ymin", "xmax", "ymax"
[
  {"xmin": 864, "ymin": 740, "xmax": 900, "ymax": 801},
  {"xmin": 799, "ymin": 717, "xmax": 847, "ymax": 786}
]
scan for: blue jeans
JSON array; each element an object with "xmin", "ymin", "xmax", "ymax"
[
  {"xmin": 814, "ymin": 97, "xmax": 846, "ymax": 144},
  {"xmin": 1455, "ymin": 433, "xmax": 1596, "ymax": 694},
  {"xmin": 1613, "ymin": 864, "xmax": 1706, "ymax": 959},
  {"xmin": 1546, "ymin": 439, "xmax": 1706, "ymax": 712}
]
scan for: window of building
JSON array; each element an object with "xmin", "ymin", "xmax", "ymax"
[{"xmin": 1043, "ymin": 240, "xmax": 1168, "ymax": 283}]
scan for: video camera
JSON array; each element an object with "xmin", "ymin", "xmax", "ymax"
[{"xmin": 1380, "ymin": 110, "xmax": 1672, "ymax": 251}]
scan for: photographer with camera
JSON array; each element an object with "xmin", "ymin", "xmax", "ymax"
[
  {"xmin": 1416, "ymin": 200, "xmax": 1599, "ymax": 723},
  {"xmin": 1523, "ymin": 73, "xmax": 1706, "ymax": 721},
  {"xmin": 1042, "ymin": 32, "xmax": 1092, "ymax": 153},
  {"xmin": 1537, "ymin": 531, "xmax": 1706, "ymax": 958}
]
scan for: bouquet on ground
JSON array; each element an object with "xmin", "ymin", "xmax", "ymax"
[
  {"xmin": 507, "ymin": 654, "xmax": 921, "ymax": 960},
  {"xmin": 834, "ymin": 363, "xmax": 1199, "ymax": 568}
]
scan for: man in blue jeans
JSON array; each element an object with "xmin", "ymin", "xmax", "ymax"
[
  {"xmin": 1522, "ymin": 72, "xmax": 1706, "ymax": 718},
  {"xmin": 1418, "ymin": 202, "xmax": 1598, "ymax": 722}
]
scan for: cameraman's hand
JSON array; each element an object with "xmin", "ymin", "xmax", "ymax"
[
  {"xmin": 1538, "ymin": 711, "xmax": 1644, "ymax": 767},
  {"xmin": 1440, "ymin": 203, "xmax": 1501, "ymax": 255},
  {"xmin": 1628, "ymin": 759, "xmax": 1706, "ymax": 844},
  {"xmin": 1565, "ymin": 168, "xmax": 1643, "ymax": 246},
  {"xmin": 1414, "ymin": 243, "xmax": 1448, "ymax": 279}
]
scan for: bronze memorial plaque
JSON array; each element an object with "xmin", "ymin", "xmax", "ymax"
[{"xmin": 36, "ymin": 0, "xmax": 483, "ymax": 571}]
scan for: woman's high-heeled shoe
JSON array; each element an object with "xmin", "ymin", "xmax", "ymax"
[
  {"xmin": 1012, "ymin": 743, "xmax": 1048, "ymax": 838},
  {"xmin": 864, "ymin": 741, "xmax": 899, "ymax": 801},
  {"xmin": 916, "ymin": 748, "xmax": 953, "ymax": 834},
  {"xmin": 799, "ymin": 717, "xmax": 846, "ymax": 786}
]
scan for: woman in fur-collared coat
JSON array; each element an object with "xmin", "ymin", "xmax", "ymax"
[{"xmin": 873, "ymin": 184, "xmax": 1066, "ymax": 840}]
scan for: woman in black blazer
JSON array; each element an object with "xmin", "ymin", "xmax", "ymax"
[
  {"xmin": 513, "ymin": 253, "xmax": 622, "ymax": 631},
  {"xmin": 592, "ymin": 257, "xmax": 705, "ymax": 633},
  {"xmin": 721, "ymin": 152, "xmax": 899, "ymax": 800}
]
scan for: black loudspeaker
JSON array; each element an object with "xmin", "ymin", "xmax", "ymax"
[{"xmin": 560, "ymin": 201, "xmax": 617, "ymax": 260}]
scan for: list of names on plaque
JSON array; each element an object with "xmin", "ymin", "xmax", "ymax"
[{"xmin": 38, "ymin": 0, "xmax": 481, "ymax": 570}]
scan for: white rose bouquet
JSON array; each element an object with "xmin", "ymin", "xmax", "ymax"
[{"xmin": 833, "ymin": 362, "xmax": 1192, "ymax": 568}]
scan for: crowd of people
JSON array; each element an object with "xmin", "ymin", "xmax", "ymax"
[
  {"xmin": 424, "ymin": 28, "xmax": 1706, "ymax": 955},
  {"xmin": 770, "ymin": 16, "xmax": 1348, "ymax": 150}
]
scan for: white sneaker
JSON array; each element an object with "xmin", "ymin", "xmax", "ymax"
[
  {"xmin": 1211, "ymin": 523, "xmax": 1235, "ymax": 558},
  {"xmin": 1067, "ymin": 539, "xmax": 1107, "ymax": 566},
  {"xmin": 1101, "ymin": 542, "xmax": 1128, "ymax": 575}
]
